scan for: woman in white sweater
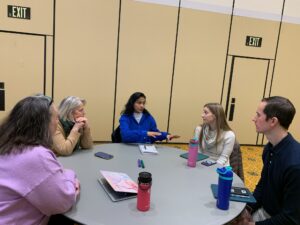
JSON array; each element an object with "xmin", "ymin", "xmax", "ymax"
[{"xmin": 194, "ymin": 103, "xmax": 235, "ymax": 166}]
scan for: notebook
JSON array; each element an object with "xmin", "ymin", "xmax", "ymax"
[
  {"xmin": 98, "ymin": 170, "xmax": 138, "ymax": 202},
  {"xmin": 139, "ymin": 144, "xmax": 158, "ymax": 154},
  {"xmin": 180, "ymin": 152, "xmax": 209, "ymax": 161},
  {"xmin": 210, "ymin": 184, "xmax": 256, "ymax": 203}
]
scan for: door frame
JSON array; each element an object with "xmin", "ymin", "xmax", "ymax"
[
  {"xmin": 0, "ymin": 30, "xmax": 49, "ymax": 96},
  {"xmin": 222, "ymin": 54, "xmax": 274, "ymax": 145}
]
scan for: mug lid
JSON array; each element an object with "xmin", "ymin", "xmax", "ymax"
[
  {"xmin": 216, "ymin": 166, "xmax": 233, "ymax": 178},
  {"xmin": 138, "ymin": 172, "xmax": 152, "ymax": 183}
]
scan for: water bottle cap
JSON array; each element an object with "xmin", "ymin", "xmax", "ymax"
[
  {"xmin": 138, "ymin": 172, "xmax": 152, "ymax": 183},
  {"xmin": 216, "ymin": 166, "xmax": 233, "ymax": 179},
  {"xmin": 189, "ymin": 138, "xmax": 199, "ymax": 144}
]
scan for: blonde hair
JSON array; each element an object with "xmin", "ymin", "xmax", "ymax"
[
  {"xmin": 58, "ymin": 96, "xmax": 86, "ymax": 121},
  {"xmin": 199, "ymin": 103, "xmax": 232, "ymax": 148}
]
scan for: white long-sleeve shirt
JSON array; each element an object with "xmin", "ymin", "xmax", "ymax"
[{"xmin": 194, "ymin": 126, "xmax": 235, "ymax": 166}]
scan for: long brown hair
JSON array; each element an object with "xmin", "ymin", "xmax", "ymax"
[
  {"xmin": 0, "ymin": 95, "xmax": 53, "ymax": 155},
  {"xmin": 199, "ymin": 103, "xmax": 232, "ymax": 148}
]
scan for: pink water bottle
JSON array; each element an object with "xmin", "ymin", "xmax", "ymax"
[
  {"xmin": 137, "ymin": 172, "xmax": 152, "ymax": 211},
  {"xmin": 187, "ymin": 139, "xmax": 198, "ymax": 167}
]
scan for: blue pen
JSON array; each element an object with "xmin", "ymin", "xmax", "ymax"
[{"xmin": 138, "ymin": 159, "xmax": 142, "ymax": 168}]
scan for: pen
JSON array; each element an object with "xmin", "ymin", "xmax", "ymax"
[
  {"xmin": 137, "ymin": 159, "xmax": 141, "ymax": 167},
  {"xmin": 141, "ymin": 160, "xmax": 145, "ymax": 169}
]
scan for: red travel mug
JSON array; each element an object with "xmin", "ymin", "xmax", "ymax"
[{"xmin": 137, "ymin": 172, "xmax": 152, "ymax": 211}]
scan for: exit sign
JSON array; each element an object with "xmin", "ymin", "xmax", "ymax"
[
  {"xmin": 7, "ymin": 5, "xmax": 31, "ymax": 20},
  {"xmin": 246, "ymin": 36, "xmax": 262, "ymax": 47}
]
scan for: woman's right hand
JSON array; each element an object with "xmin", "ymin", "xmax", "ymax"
[
  {"xmin": 167, "ymin": 134, "xmax": 180, "ymax": 140},
  {"xmin": 73, "ymin": 120, "xmax": 85, "ymax": 132},
  {"xmin": 147, "ymin": 131, "xmax": 162, "ymax": 138},
  {"xmin": 75, "ymin": 117, "xmax": 89, "ymax": 128}
]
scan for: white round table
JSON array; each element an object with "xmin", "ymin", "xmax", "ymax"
[{"xmin": 58, "ymin": 143, "xmax": 245, "ymax": 225}]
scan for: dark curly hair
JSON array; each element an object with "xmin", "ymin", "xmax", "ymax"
[{"xmin": 121, "ymin": 92, "xmax": 149, "ymax": 115}]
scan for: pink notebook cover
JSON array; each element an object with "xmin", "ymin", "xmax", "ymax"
[{"xmin": 100, "ymin": 170, "xmax": 138, "ymax": 193}]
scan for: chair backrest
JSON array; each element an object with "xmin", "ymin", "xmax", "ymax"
[
  {"xmin": 111, "ymin": 126, "xmax": 122, "ymax": 143},
  {"xmin": 230, "ymin": 141, "xmax": 244, "ymax": 181}
]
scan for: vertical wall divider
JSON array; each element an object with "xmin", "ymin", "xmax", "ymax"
[
  {"xmin": 166, "ymin": 0, "xmax": 181, "ymax": 133},
  {"xmin": 112, "ymin": 0, "xmax": 122, "ymax": 132},
  {"xmin": 51, "ymin": 0, "xmax": 56, "ymax": 99},
  {"xmin": 269, "ymin": 0, "xmax": 286, "ymax": 97},
  {"xmin": 220, "ymin": 0, "xmax": 235, "ymax": 104}
]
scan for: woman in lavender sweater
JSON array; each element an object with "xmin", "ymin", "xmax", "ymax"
[{"xmin": 0, "ymin": 95, "xmax": 80, "ymax": 225}]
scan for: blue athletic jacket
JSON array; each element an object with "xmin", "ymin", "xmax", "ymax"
[{"xmin": 119, "ymin": 113, "xmax": 168, "ymax": 143}]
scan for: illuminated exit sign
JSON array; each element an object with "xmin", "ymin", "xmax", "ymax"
[
  {"xmin": 7, "ymin": 5, "xmax": 31, "ymax": 20},
  {"xmin": 245, "ymin": 36, "xmax": 262, "ymax": 47}
]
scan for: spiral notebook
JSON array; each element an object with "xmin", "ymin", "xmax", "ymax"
[{"xmin": 139, "ymin": 144, "xmax": 158, "ymax": 154}]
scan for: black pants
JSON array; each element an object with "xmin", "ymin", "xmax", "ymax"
[{"xmin": 48, "ymin": 214, "xmax": 82, "ymax": 225}]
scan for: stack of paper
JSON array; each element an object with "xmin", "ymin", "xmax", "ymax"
[{"xmin": 138, "ymin": 144, "xmax": 158, "ymax": 154}]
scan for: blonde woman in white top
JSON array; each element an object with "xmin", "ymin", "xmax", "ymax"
[{"xmin": 194, "ymin": 103, "xmax": 235, "ymax": 166}]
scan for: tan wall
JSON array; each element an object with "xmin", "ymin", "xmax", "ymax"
[
  {"xmin": 222, "ymin": 15, "xmax": 281, "ymax": 144},
  {"xmin": 114, "ymin": 0, "xmax": 178, "ymax": 134},
  {"xmin": 1, "ymin": 0, "xmax": 300, "ymax": 144},
  {"xmin": 0, "ymin": 0, "xmax": 53, "ymax": 35},
  {"xmin": 271, "ymin": 22, "xmax": 300, "ymax": 141},
  {"xmin": 0, "ymin": 33, "xmax": 44, "ymax": 122},
  {"xmin": 169, "ymin": 9, "xmax": 231, "ymax": 142},
  {"xmin": 229, "ymin": 16, "xmax": 280, "ymax": 58},
  {"xmin": 54, "ymin": 0, "xmax": 119, "ymax": 141}
]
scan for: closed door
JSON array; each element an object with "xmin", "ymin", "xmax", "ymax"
[
  {"xmin": 0, "ymin": 32, "xmax": 44, "ymax": 122},
  {"xmin": 224, "ymin": 57, "xmax": 270, "ymax": 144}
]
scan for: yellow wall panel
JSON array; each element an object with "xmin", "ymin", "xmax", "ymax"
[
  {"xmin": 54, "ymin": 0, "xmax": 119, "ymax": 141},
  {"xmin": 271, "ymin": 22, "xmax": 300, "ymax": 140},
  {"xmin": 169, "ymin": 9, "xmax": 231, "ymax": 142}
]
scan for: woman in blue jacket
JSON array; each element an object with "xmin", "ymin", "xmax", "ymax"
[{"xmin": 119, "ymin": 92, "xmax": 179, "ymax": 143}]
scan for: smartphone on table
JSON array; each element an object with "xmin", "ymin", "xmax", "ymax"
[
  {"xmin": 201, "ymin": 159, "xmax": 217, "ymax": 166},
  {"xmin": 94, "ymin": 152, "xmax": 113, "ymax": 160}
]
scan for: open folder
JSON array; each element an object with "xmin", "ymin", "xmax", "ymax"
[{"xmin": 98, "ymin": 170, "xmax": 138, "ymax": 202}]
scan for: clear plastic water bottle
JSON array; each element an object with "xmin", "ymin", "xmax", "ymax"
[
  {"xmin": 216, "ymin": 166, "xmax": 233, "ymax": 210},
  {"xmin": 137, "ymin": 172, "xmax": 152, "ymax": 211},
  {"xmin": 187, "ymin": 139, "xmax": 198, "ymax": 167}
]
